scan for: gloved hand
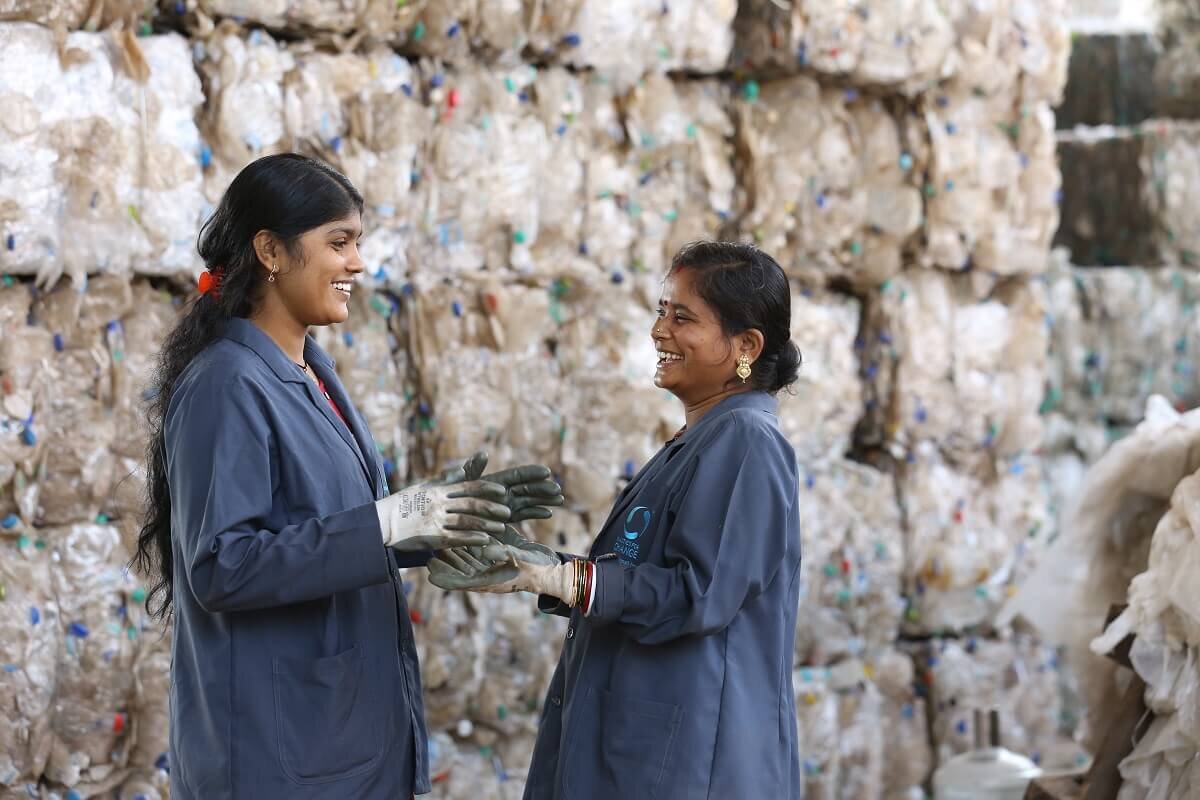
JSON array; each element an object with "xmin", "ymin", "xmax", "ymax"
[
  {"xmin": 436, "ymin": 451, "xmax": 565, "ymax": 522},
  {"xmin": 375, "ymin": 476, "xmax": 511, "ymax": 552},
  {"xmin": 427, "ymin": 525, "xmax": 580, "ymax": 604}
]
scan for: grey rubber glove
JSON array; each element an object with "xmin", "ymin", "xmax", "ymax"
[
  {"xmin": 439, "ymin": 451, "xmax": 565, "ymax": 522},
  {"xmin": 427, "ymin": 525, "xmax": 578, "ymax": 602},
  {"xmin": 375, "ymin": 477, "xmax": 511, "ymax": 552}
]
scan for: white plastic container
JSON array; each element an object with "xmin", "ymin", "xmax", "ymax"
[{"xmin": 933, "ymin": 710, "xmax": 1043, "ymax": 800}]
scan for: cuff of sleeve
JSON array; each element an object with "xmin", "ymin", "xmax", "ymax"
[
  {"xmin": 327, "ymin": 501, "xmax": 394, "ymax": 588},
  {"xmin": 392, "ymin": 549, "xmax": 434, "ymax": 569},
  {"xmin": 589, "ymin": 560, "xmax": 624, "ymax": 624},
  {"xmin": 537, "ymin": 594, "xmax": 572, "ymax": 618}
]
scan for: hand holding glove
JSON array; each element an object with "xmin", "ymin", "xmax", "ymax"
[
  {"xmin": 375, "ymin": 476, "xmax": 510, "ymax": 552},
  {"xmin": 427, "ymin": 525, "xmax": 585, "ymax": 606}
]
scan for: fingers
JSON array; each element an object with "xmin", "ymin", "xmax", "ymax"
[
  {"xmin": 446, "ymin": 480, "xmax": 509, "ymax": 504},
  {"xmin": 481, "ymin": 464, "xmax": 553, "ymax": 487},
  {"xmin": 510, "ymin": 496, "xmax": 564, "ymax": 514},
  {"xmin": 438, "ymin": 547, "xmax": 479, "ymax": 574},
  {"xmin": 461, "ymin": 451, "xmax": 489, "ymax": 481},
  {"xmin": 507, "ymin": 480, "xmax": 563, "ymax": 499},
  {"xmin": 437, "ymin": 531, "xmax": 492, "ymax": 549},
  {"xmin": 443, "ymin": 514, "xmax": 507, "ymax": 536},
  {"xmin": 511, "ymin": 509, "xmax": 552, "ymax": 524},
  {"xmin": 445, "ymin": 496, "xmax": 511, "ymax": 522}
]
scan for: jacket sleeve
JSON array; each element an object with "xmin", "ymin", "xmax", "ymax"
[
  {"xmin": 166, "ymin": 374, "xmax": 391, "ymax": 613},
  {"xmin": 587, "ymin": 416, "xmax": 797, "ymax": 644}
]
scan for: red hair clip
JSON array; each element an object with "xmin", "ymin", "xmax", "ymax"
[{"xmin": 198, "ymin": 267, "xmax": 224, "ymax": 299}]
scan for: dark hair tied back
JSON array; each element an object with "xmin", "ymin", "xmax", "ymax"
[
  {"xmin": 132, "ymin": 153, "xmax": 363, "ymax": 619},
  {"xmin": 669, "ymin": 241, "xmax": 801, "ymax": 395}
]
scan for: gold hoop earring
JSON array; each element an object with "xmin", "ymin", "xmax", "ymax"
[
  {"xmin": 268, "ymin": 264, "xmax": 277, "ymax": 283},
  {"xmin": 736, "ymin": 354, "xmax": 752, "ymax": 383}
]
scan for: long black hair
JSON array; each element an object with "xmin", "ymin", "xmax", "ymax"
[
  {"xmin": 669, "ymin": 241, "xmax": 801, "ymax": 394},
  {"xmin": 133, "ymin": 153, "xmax": 364, "ymax": 619}
]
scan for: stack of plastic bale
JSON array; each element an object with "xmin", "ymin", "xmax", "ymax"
[
  {"xmin": 285, "ymin": 44, "xmax": 433, "ymax": 286},
  {"xmin": 731, "ymin": 74, "xmax": 924, "ymax": 288},
  {"xmin": 29, "ymin": 276, "xmax": 140, "ymax": 528},
  {"xmin": 0, "ymin": 273, "xmax": 178, "ymax": 796},
  {"xmin": 1056, "ymin": 121, "xmax": 1200, "ymax": 268},
  {"xmin": 397, "ymin": 61, "xmax": 543, "ymax": 276},
  {"xmin": 405, "ymin": 278, "xmax": 564, "ymax": 476},
  {"xmin": 791, "ymin": 660, "xmax": 880, "ymax": 798},
  {"xmin": 426, "ymin": 729, "xmax": 524, "ymax": 800},
  {"xmin": 875, "ymin": 649, "xmax": 935, "ymax": 800},
  {"xmin": 194, "ymin": 27, "xmax": 428, "ymax": 287},
  {"xmin": 1005, "ymin": 397, "xmax": 1200, "ymax": 753},
  {"xmin": 0, "ymin": 23, "xmax": 205, "ymax": 288},
  {"xmin": 311, "ymin": 289, "xmax": 412, "ymax": 487},
  {"xmin": 1155, "ymin": 7, "xmax": 1200, "ymax": 122},
  {"xmin": 1042, "ymin": 254, "xmax": 1200, "ymax": 455},
  {"xmin": 620, "ymin": 74, "xmax": 738, "ymax": 280},
  {"xmin": 1087, "ymin": 427, "xmax": 1200, "ymax": 797},
  {"xmin": 104, "ymin": 282, "xmax": 181, "ymax": 552},
  {"xmin": 0, "ymin": 280, "xmax": 50, "ymax": 526},
  {"xmin": 404, "ymin": 0, "xmax": 736, "ymax": 91},
  {"xmin": 910, "ymin": 634, "xmax": 1085, "ymax": 771},
  {"xmin": 793, "ymin": 456, "xmax": 906, "ymax": 671},
  {"xmin": 552, "ymin": 276, "xmax": 682, "ymax": 513},
  {"xmin": 0, "ymin": 519, "xmax": 58, "ymax": 794},
  {"xmin": 193, "ymin": 24, "xmax": 294, "ymax": 195},
  {"xmin": 787, "ymin": 289, "xmax": 906, "ymax": 670},
  {"xmin": 40, "ymin": 523, "xmax": 144, "ymax": 796},
  {"xmin": 0, "ymin": 0, "xmax": 154, "ymax": 32},
  {"xmin": 856, "ymin": 270, "xmax": 1051, "ymax": 632},
  {"xmin": 399, "ymin": 277, "xmax": 567, "ymax": 785}
]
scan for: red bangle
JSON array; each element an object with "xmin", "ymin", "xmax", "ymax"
[{"xmin": 582, "ymin": 561, "xmax": 595, "ymax": 615}]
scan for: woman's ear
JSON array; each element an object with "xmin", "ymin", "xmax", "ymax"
[
  {"xmin": 739, "ymin": 329, "xmax": 765, "ymax": 364},
  {"xmin": 252, "ymin": 230, "xmax": 278, "ymax": 273}
]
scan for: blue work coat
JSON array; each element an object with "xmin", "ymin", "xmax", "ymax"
[
  {"xmin": 164, "ymin": 317, "xmax": 430, "ymax": 799},
  {"xmin": 527, "ymin": 391, "xmax": 803, "ymax": 799}
]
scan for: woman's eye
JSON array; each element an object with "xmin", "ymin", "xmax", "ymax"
[
  {"xmin": 656, "ymin": 308, "xmax": 666, "ymax": 318},
  {"xmin": 674, "ymin": 315, "xmax": 688, "ymax": 323},
  {"xmin": 332, "ymin": 241, "xmax": 346, "ymax": 250}
]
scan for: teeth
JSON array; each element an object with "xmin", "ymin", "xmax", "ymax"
[
  {"xmin": 656, "ymin": 352, "xmax": 681, "ymax": 364},
  {"xmin": 332, "ymin": 281, "xmax": 352, "ymax": 293}
]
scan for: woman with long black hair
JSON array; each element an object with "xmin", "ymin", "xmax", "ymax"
[{"xmin": 134, "ymin": 153, "xmax": 561, "ymax": 799}]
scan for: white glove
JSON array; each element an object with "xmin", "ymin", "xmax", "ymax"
[{"xmin": 375, "ymin": 479, "xmax": 511, "ymax": 552}]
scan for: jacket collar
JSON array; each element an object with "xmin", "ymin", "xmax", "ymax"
[
  {"xmin": 678, "ymin": 390, "xmax": 778, "ymax": 444},
  {"xmin": 222, "ymin": 318, "xmax": 376, "ymax": 491},
  {"xmin": 590, "ymin": 391, "xmax": 778, "ymax": 556},
  {"xmin": 222, "ymin": 317, "xmax": 334, "ymax": 384}
]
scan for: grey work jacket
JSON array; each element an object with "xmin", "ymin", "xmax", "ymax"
[
  {"xmin": 164, "ymin": 317, "xmax": 430, "ymax": 799},
  {"xmin": 527, "ymin": 391, "xmax": 803, "ymax": 800}
]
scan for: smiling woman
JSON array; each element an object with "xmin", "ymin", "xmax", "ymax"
[
  {"xmin": 429, "ymin": 241, "xmax": 807, "ymax": 800},
  {"xmin": 130, "ymin": 153, "xmax": 562, "ymax": 800}
]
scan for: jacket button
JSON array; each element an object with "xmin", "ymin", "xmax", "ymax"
[
  {"xmin": 566, "ymin": 627, "xmax": 575, "ymax": 639},
  {"xmin": 552, "ymin": 695, "xmax": 562, "ymax": 707}
]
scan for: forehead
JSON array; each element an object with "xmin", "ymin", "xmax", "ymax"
[
  {"xmin": 315, "ymin": 214, "xmax": 362, "ymax": 235},
  {"xmin": 659, "ymin": 267, "xmax": 701, "ymax": 304}
]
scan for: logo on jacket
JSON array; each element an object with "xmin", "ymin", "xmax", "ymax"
[{"xmin": 623, "ymin": 506, "xmax": 652, "ymax": 540}]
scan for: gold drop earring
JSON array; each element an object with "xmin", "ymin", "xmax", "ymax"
[
  {"xmin": 268, "ymin": 264, "xmax": 278, "ymax": 283},
  {"xmin": 736, "ymin": 354, "xmax": 752, "ymax": 383}
]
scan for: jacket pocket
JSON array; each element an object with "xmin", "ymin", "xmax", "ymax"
[
  {"xmin": 589, "ymin": 687, "xmax": 684, "ymax": 799},
  {"xmin": 272, "ymin": 644, "xmax": 385, "ymax": 785}
]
